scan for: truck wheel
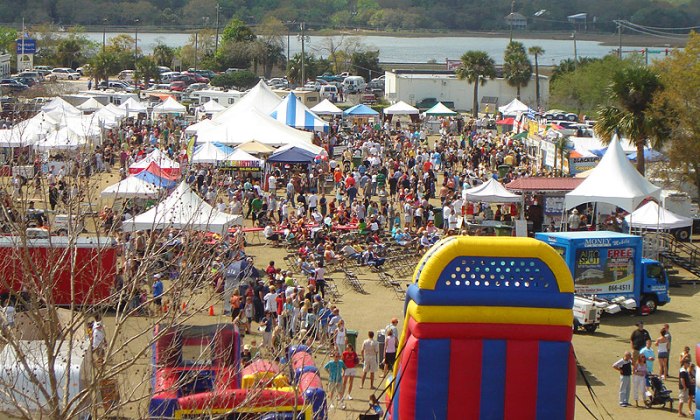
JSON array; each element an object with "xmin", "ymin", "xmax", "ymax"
[
  {"xmin": 583, "ymin": 324, "xmax": 598, "ymax": 333},
  {"xmin": 639, "ymin": 296, "xmax": 658, "ymax": 314},
  {"xmin": 675, "ymin": 228, "xmax": 690, "ymax": 241}
]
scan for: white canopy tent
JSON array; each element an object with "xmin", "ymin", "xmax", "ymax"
[
  {"xmin": 191, "ymin": 141, "xmax": 233, "ymax": 164},
  {"xmin": 565, "ymin": 135, "xmax": 661, "ymax": 213},
  {"xmin": 152, "ymin": 97, "xmax": 187, "ymax": 116},
  {"xmin": 197, "ymin": 108, "xmax": 321, "ymax": 153},
  {"xmin": 625, "ymin": 201, "xmax": 693, "ymax": 230},
  {"xmin": 0, "ymin": 113, "xmax": 58, "ymax": 147},
  {"xmin": 121, "ymin": 182, "xmax": 243, "ymax": 233},
  {"xmin": 384, "ymin": 100, "xmax": 419, "ymax": 115},
  {"xmin": 424, "ymin": 102, "xmax": 457, "ymax": 116},
  {"xmin": 227, "ymin": 148, "xmax": 263, "ymax": 166},
  {"xmin": 310, "ymin": 99, "xmax": 343, "ymax": 116},
  {"xmin": 185, "ymin": 119, "xmax": 215, "ymax": 136},
  {"xmin": 119, "ymin": 98, "xmax": 148, "ymax": 116},
  {"xmin": 100, "ymin": 175, "xmax": 164, "ymax": 199},
  {"xmin": 76, "ymin": 97, "xmax": 104, "ymax": 112},
  {"xmin": 34, "ymin": 127, "xmax": 91, "ymax": 151},
  {"xmin": 498, "ymin": 98, "xmax": 532, "ymax": 115},
  {"xmin": 41, "ymin": 97, "xmax": 82, "ymax": 118},
  {"xmin": 196, "ymin": 100, "xmax": 225, "ymax": 119},
  {"xmin": 462, "ymin": 178, "xmax": 522, "ymax": 203},
  {"xmin": 212, "ymin": 80, "xmax": 281, "ymax": 123}
]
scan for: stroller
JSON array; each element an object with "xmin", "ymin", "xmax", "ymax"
[{"xmin": 644, "ymin": 374, "xmax": 674, "ymax": 410}]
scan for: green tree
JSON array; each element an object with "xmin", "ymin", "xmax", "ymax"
[
  {"xmin": 0, "ymin": 26, "xmax": 17, "ymax": 54},
  {"xmin": 654, "ymin": 32, "xmax": 700, "ymax": 199},
  {"xmin": 87, "ymin": 51, "xmax": 120, "ymax": 84},
  {"xmin": 106, "ymin": 34, "xmax": 138, "ymax": 70},
  {"xmin": 594, "ymin": 66, "xmax": 667, "ymax": 175},
  {"xmin": 456, "ymin": 50, "xmax": 496, "ymax": 118},
  {"xmin": 528, "ymin": 46, "xmax": 544, "ymax": 109},
  {"xmin": 286, "ymin": 53, "xmax": 331, "ymax": 84},
  {"xmin": 503, "ymin": 41, "xmax": 532, "ymax": 99},
  {"xmin": 350, "ymin": 50, "xmax": 381, "ymax": 81},
  {"xmin": 135, "ymin": 56, "xmax": 160, "ymax": 85},
  {"xmin": 152, "ymin": 43, "xmax": 175, "ymax": 68},
  {"xmin": 221, "ymin": 18, "xmax": 256, "ymax": 43},
  {"xmin": 210, "ymin": 70, "xmax": 259, "ymax": 90}
]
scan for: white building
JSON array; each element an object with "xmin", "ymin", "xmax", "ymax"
[
  {"xmin": 384, "ymin": 69, "xmax": 549, "ymax": 113},
  {"xmin": 0, "ymin": 54, "xmax": 10, "ymax": 78}
]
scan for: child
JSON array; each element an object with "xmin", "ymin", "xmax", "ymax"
[{"xmin": 243, "ymin": 296, "xmax": 254, "ymax": 334}]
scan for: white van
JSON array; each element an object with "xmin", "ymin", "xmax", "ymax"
[
  {"xmin": 319, "ymin": 85, "xmax": 338, "ymax": 100},
  {"xmin": 342, "ymin": 76, "xmax": 366, "ymax": 93},
  {"xmin": 117, "ymin": 70, "xmax": 135, "ymax": 83}
]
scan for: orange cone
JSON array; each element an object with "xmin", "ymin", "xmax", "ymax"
[
  {"xmin": 181, "ymin": 302, "xmax": 187, "ymax": 313},
  {"xmin": 208, "ymin": 305, "xmax": 215, "ymax": 316}
]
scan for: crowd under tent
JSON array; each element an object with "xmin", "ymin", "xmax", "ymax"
[
  {"xmin": 343, "ymin": 103, "xmax": 379, "ymax": 117},
  {"xmin": 212, "ymin": 80, "xmax": 282, "ymax": 123},
  {"xmin": 384, "ymin": 101, "xmax": 420, "ymax": 123},
  {"xmin": 122, "ymin": 182, "xmax": 242, "ymax": 234},
  {"xmin": 463, "ymin": 178, "xmax": 523, "ymax": 203},
  {"xmin": 266, "ymin": 145, "xmax": 317, "ymax": 164},
  {"xmin": 310, "ymin": 99, "xmax": 343, "ymax": 116},
  {"xmin": 565, "ymin": 135, "xmax": 661, "ymax": 213},
  {"xmin": 498, "ymin": 98, "xmax": 532, "ymax": 116},
  {"xmin": 269, "ymin": 92, "xmax": 329, "ymax": 132}
]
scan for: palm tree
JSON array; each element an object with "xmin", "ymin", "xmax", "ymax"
[
  {"xmin": 528, "ymin": 46, "xmax": 545, "ymax": 109},
  {"xmin": 503, "ymin": 41, "xmax": 532, "ymax": 99},
  {"xmin": 456, "ymin": 51, "xmax": 497, "ymax": 118},
  {"xmin": 594, "ymin": 66, "xmax": 667, "ymax": 175}
]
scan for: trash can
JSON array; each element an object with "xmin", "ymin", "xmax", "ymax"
[
  {"xmin": 494, "ymin": 225, "xmax": 512, "ymax": 236},
  {"xmin": 432, "ymin": 208, "xmax": 443, "ymax": 229},
  {"xmin": 377, "ymin": 329, "xmax": 386, "ymax": 369},
  {"xmin": 498, "ymin": 164, "xmax": 512, "ymax": 179},
  {"xmin": 346, "ymin": 329, "xmax": 358, "ymax": 350},
  {"xmin": 352, "ymin": 156, "xmax": 362, "ymax": 169}
]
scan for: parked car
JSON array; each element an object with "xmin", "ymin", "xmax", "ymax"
[
  {"xmin": 15, "ymin": 76, "xmax": 36, "ymax": 87},
  {"xmin": 157, "ymin": 66, "xmax": 172, "ymax": 74},
  {"xmin": 191, "ymin": 69, "xmax": 216, "ymax": 79},
  {"xmin": 342, "ymin": 76, "xmax": 366, "ymax": 94},
  {"xmin": 169, "ymin": 81, "xmax": 187, "ymax": 92},
  {"xmin": 50, "ymin": 67, "xmax": 80, "ymax": 80},
  {"xmin": 181, "ymin": 72, "xmax": 210, "ymax": 84},
  {"xmin": 17, "ymin": 71, "xmax": 44, "ymax": 83},
  {"xmin": 185, "ymin": 82, "xmax": 209, "ymax": 94},
  {"xmin": 0, "ymin": 79, "xmax": 29, "ymax": 92},
  {"xmin": 118, "ymin": 70, "xmax": 135, "ymax": 83},
  {"xmin": 319, "ymin": 85, "xmax": 338, "ymax": 100},
  {"xmin": 97, "ymin": 80, "xmax": 134, "ymax": 92},
  {"xmin": 544, "ymin": 109, "xmax": 578, "ymax": 122},
  {"xmin": 33, "ymin": 65, "xmax": 52, "ymax": 71}
]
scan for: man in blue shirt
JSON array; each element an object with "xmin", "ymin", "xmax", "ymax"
[
  {"xmin": 324, "ymin": 352, "xmax": 346, "ymax": 409},
  {"xmin": 152, "ymin": 274, "xmax": 164, "ymax": 314},
  {"xmin": 639, "ymin": 339, "xmax": 656, "ymax": 374}
]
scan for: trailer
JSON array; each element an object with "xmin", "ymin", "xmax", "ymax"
[
  {"xmin": 536, "ymin": 231, "xmax": 670, "ymax": 314},
  {"xmin": 0, "ymin": 236, "xmax": 118, "ymax": 306}
]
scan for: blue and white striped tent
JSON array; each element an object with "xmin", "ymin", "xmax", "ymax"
[{"xmin": 269, "ymin": 92, "xmax": 329, "ymax": 132}]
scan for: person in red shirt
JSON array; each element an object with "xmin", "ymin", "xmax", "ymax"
[
  {"xmin": 345, "ymin": 174, "xmax": 356, "ymax": 189},
  {"xmin": 341, "ymin": 343, "xmax": 359, "ymax": 400},
  {"xmin": 265, "ymin": 261, "xmax": 279, "ymax": 279}
]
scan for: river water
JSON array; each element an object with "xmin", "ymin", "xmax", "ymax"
[{"xmin": 83, "ymin": 31, "xmax": 646, "ymax": 66}]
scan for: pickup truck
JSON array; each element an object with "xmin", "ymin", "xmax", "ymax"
[{"xmin": 415, "ymin": 97, "xmax": 455, "ymax": 111}]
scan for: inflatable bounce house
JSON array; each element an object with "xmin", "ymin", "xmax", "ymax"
[
  {"xmin": 148, "ymin": 325, "xmax": 327, "ymax": 419},
  {"xmin": 696, "ymin": 344, "xmax": 699, "ymax": 420},
  {"xmin": 388, "ymin": 236, "xmax": 576, "ymax": 420}
]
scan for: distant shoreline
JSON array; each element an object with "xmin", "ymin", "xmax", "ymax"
[{"xmin": 49, "ymin": 25, "xmax": 688, "ymax": 49}]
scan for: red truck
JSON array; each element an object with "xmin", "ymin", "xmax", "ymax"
[{"xmin": 0, "ymin": 236, "xmax": 119, "ymax": 306}]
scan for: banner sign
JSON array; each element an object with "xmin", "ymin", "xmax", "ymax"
[
  {"xmin": 573, "ymin": 246, "xmax": 635, "ymax": 294},
  {"xmin": 569, "ymin": 156, "xmax": 600, "ymax": 175}
]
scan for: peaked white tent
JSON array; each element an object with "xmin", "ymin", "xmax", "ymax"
[
  {"xmin": 152, "ymin": 97, "xmax": 186, "ymax": 116},
  {"xmin": 198, "ymin": 99, "xmax": 225, "ymax": 115},
  {"xmin": 185, "ymin": 119, "xmax": 215, "ymax": 136},
  {"xmin": 122, "ymin": 182, "xmax": 242, "ymax": 233},
  {"xmin": 41, "ymin": 97, "xmax": 82, "ymax": 117},
  {"xmin": 101, "ymin": 175, "xmax": 164, "ymax": 199},
  {"xmin": 212, "ymin": 80, "xmax": 281, "ymax": 123},
  {"xmin": 191, "ymin": 141, "xmax": 233, "ymax": 164},
  {"xmin": 119, "ymin": 97, "xmax": 148, "ymax": 116},
  {"xmin": 625, "ymin": 201, "xmax": 693, "ymax": 230},
  {"xmin": 384, "ymin": 100, "xmax": 419, "ymax": 115},
  {"xmin": 104, "ymin": 103, "xmax": 127, "ymax": 118},
  {"xmin": 269, "ymin": 92, "xmax": 329, "ymax": 132},
  {"xmin": 0, "ymin": 113, "xmax": 58, "ymax": 147},
  {"xmin": 227, "ymin": 148, "xmax": 263, "ymax": 166},
  {"xmin": 565, "ymin": 136, "xmax": 661, "ymax": 213},
  {"xmin": 462, "ymin": 178, "xmax": 522, "ymax": 203},
  {"xmin": 76, "ymin": 97, "xmax": 104, "ymax": 112},
  {"xmin": 498, "ymin": 98, "xmax": 532, "ymax": 115},
  {"xmin": 129, "ymin": 148, "xmax": 181, "ymax": 176},
  {"xmin": 424, "ymin": 102, "xmax": 457, "ymax": 116},
  {"xmin": 34, "ymin": 127, "xmax": 91, "ymax": 151},
  {"xmin": 310, "ymin": 99, "xmax": 343, "ymax": 116},
  {"xmin": 197, "ymin": 108, "xmax": 320, "ymax": 153}
]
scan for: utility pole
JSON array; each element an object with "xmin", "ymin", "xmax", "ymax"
[
  {"xmin": 572, "ymin": 32, "xmax": 578, "ymax": 68},
  {"xmin": 509, "ymin": 0, "xmax": 515, "ymax": 42},
  {"xmin": 134, "ymin": 19, "xmax": 139, "ymax": 63},
  {"xmin": 214, "ymin": 2, "xmax": 220, "ymax": 56},
  {"xmin": 300, "ymin": 22, "xmax": 306, "ymax": 84},
  {"xmin": 102, "ymin": 18, "xmax": 107, "ymax": 53},
  {"xmin": 194, "ymin": 32, "xmax": 198, "ymax": 71},
  {"xmin": 618, "ymin": 21, "xmax": 623, "ymax": 59}
]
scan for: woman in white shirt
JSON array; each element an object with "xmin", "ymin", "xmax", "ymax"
[{"xmin": 334, "ymin": 320, "xmax": 347, "ymax": 356}]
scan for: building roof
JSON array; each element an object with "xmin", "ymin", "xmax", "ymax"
[{"xmin": 506, "ymin": 177, "xmax": 584, "ymax": 192}]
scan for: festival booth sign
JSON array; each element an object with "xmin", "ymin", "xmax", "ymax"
[
  {"xmin": 565, "ymin": 135, "xmax": 661, "ymax": 213},
  {"xmin": 122, "ymin": 182, "xmax": 242, "ymax": 233},
  {"xmin": 310, "ymin": 99, "xmax": 343, "ymax": 116},
  {"xmin": 129, "ymin": 148, "xmax": 181, "ymax": 177},
  {"xmin": 100, "ymin": 175, "xmax": 164, "ymax": 199},
  {"xmin": 269, "ymin": 92, "xmax": 329, "ymax": 133},
  {"xmin": 219, "ymin": 148, "xmax": 263, "ymax": 172}
]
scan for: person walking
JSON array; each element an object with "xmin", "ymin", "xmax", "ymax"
[
  {"xmin": 655, "ymin": 328, "xmax": 670, "ymax": 379},
  {"xmin": 382, "ymin": 328, "xmax": 398, "ymax": 378},
  {"xmin": 632, "ymin": 355, "xmax": 649, "ymax": 407},
  {"xmin": 613, "ymin": 351, "xmax": 633, "ymax": 407},
  {"xmin": 679, "ymin": 359, "xmax": 692, "ymax": 417},
  {"xmin": 324, "ymin": 352, "xmax": 346, "ymax": 409},
  {"xmin": 361, "ymin": 331, "xmax": 379, "ymax": 389},
  {"xmin": 630, "ymin": 321, "xmax": 651, "ymax": 362},
  {"xmin": 341, "ymin": 343, "xmax": 358, "ymax": 402}
]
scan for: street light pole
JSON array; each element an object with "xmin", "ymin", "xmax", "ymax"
[
  {"xmin": 300, "ymin": 22, "xmax": 306, "ymax": 84},
  {"xmin": 214, "ymin": 2, "xmax": 220, "ymax": 56},
  {"xmin": 134, "ymin": 19, "xmax": 140, "ymax": 63},
  {"xmin": 102, "ymin": 18, "xmax": 107, "ymax": 53},
  {"xmin": 572, "ymin": 32, "xmax": 578, "ymax": 67},
  {"xmin": 194, "ymin": 32, "xmax": 198, "ymax": 72}
]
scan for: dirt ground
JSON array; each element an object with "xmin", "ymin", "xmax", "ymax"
[{"xmin": 35, "ymin": 151, "xmax": 698, "ymax": 419}]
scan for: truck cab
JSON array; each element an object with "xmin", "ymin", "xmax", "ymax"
[{"xmin": 639, "ymin": 258, "xmax": 670, "ymax": 313}]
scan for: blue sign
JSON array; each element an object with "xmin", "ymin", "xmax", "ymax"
[{"xmin": 15, "ymin": 39, "xmax": 36, "ymax": 54}]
